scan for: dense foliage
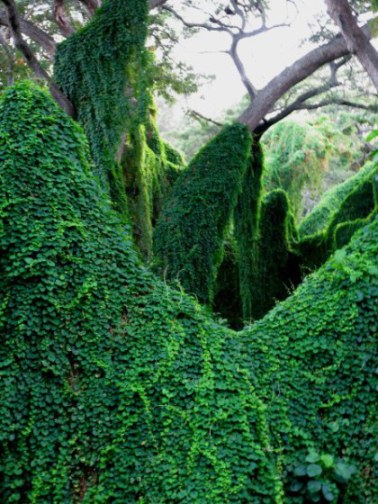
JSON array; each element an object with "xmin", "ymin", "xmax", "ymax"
[
  {"xmin": 154, "ymin": 123, "xmax": 252, "ymax": 304},
  {"xmin": 54, "ymin": 0, "xmax": 149, "ymax": 217},
  {"xmin": 0, "ymin": 82, "xmax": 377, "ymax": 503},
  {"xmin": 262, "ymin": 121, "xmax": 331, "ymax": 217}
]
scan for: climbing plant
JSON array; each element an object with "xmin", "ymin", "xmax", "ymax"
[
  {"xmin": 0, "ymin": 81, "xmax": 377, "ymax": 503},
  {"xmin": 154, "ymin": 123, "xmax": 252, "ymax": 305},
  {"xmin": 54, "ymin": 0, "xmax": 150, "ymax": 218}
]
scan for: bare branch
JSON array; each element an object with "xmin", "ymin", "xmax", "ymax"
[
  {"xmin": 229, "ymin": 38, "xmax": 257, "ymax": 98},
  {"xmin": 325, "ymin": 0, "xmax": 378, "ymax": 91},
  {"xmin": 188, "ymin": 109, "xmax": 224, "ymax": 127},
  {"xmin": 230, "ymin": 0, "xmax": 246, "ymax": 31},
  {"xmin": 0, "ymin": 10, "xmax": 56, "ymax": 56},
  {"xmin": 150, "ymin": 0, "xmax": 169, "ymax": 9},
  {"xmin": 53, "ymin": 0, "xmax": 74, "ymax": 37},
  {"xmin": 238, "ymin": 19, "xmax": 377, "ymax": 132},
  {"xmin": 162, "ymin": 5, "xmax": 233, "ymax": 34},
  {"xmin": 1, "ymin": 0, "xmax": 75, "ymax": 117}
]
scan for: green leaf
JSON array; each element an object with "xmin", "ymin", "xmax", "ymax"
[
  {"xmin": 334, "ymin": 462, "xmax": 356, "ymax": 483},
  {"xmin": 322, "ymin": 483, "xmax": 335, "ymax": 502},
  {"xmin": 320, "ymin": 454, "xmax": 334, "ymax": 469},
  {"xmin": 306, "ymin": 452, "xmax": 320, "ymax": 464},
  {"xmin": 307, "ymin": 464, "xmax": 322, "ymax": 478},
  {"xmin": 290, "ymin": 480, "xmax": 304, "ymax": 493},
  {"xmin": 307, "ymin": 480, "xmax": 322, "ymax": 493},
  {"xmin": 293, "ymin": 465, "xmax": 307, "ymax": 477}
]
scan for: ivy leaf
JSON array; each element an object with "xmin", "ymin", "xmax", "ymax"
[{"xmin": 307, "ymin": 464, "xmax": 322, "ymax": 477}]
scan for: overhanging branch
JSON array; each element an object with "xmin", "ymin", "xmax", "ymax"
[
  {"xmin": 238, "ymin": 19, "xmax": 377, "ymax": 132},
  {"xmin": 1, "ymin": 0, "xmax": 74, "ymax": 116}
]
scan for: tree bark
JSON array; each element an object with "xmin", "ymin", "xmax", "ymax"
[
  {"xmin": 325, "ymin": 0, "xmax": 378, "ymax": 92},
  {"xmin": 238, "ymin": 21, "xmax": 375, "ymax": 132}
]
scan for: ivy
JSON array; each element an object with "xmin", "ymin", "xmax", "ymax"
[
  {"xmin": 0, "ymin": 80, "xmax": 377, "ymax": 503},
  {"xmin": 153, "ymin": 123, "xmax": 252, "ymax": 305},
  {"xmin": 54, "ymin": 0, "xmax": 150, "ymax": 218}
]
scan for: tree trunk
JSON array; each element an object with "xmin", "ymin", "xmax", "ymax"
[{"xmin": 325, "ymin": 0, "xmax": 378, "ymax": 91}]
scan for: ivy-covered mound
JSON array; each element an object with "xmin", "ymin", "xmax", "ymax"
[
  {"xmin": 240, "ymin": 219, "xmax": 378, "ymax": 503},
  {"xmin": 154, "ymin": 123, "xmax": 253, "ymax": 305},
  {"xmin": 299, "ymin": 161, "xmax": 377, "ymax": 238},
  {"xmin": 0, "ymin": 82, "xmax": 279, "ymax": 503},
  {"xmin": 0, "ymin": 83, "xmax": 377, "ymax": 503},
  {"xmin": 54, "ymin": 0, "xmax": 149, "ymax": 217}
]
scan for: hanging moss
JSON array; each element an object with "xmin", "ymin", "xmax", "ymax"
[
  {"xmin": 0, "ymin": 82, "xmax": 377, "ymax": 503},
  {"xmin": 153, "ymin": 123, "xmax": 252, "ymax": 304},
  {"xmin": 54, "ymin": 0, "xmax": 150, "ymax": 218},
  {"xmin": 262, "ymin": 120, "xmax": 330, "ymax": 217},
  {"xmin": 234, "ymin": 141, "xmax": 264, "ymax": 321}
]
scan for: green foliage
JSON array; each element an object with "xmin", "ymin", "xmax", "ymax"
[
  {"xmin": 154, "ymin": 123, "xmax": 252, "ymax": 304},
  {"xmin": 287, "ymin": 452, "xmax": 357, "ymax": 502},
  {"xmin": 121, "ymin": 107, "xmax": 185, "ymax": 259},
  {"xmin": 299, "ymin": 161, "xmax": 377, "ymax": 237},
  {"xmin": 0, "ymin": 81, "xmax": 282, "ymax": 503},
  {"xmin": 54, "ymin": 0, "xmax": 149, "ymax": 217},
  {"xmin": 251, "ymin": 190, "xmax": 301, "ymax": 320},
  {"xmin": 213, "ymin": 238, "xmax": 243, "ymax": 329},
  {"xmin": 239, "ymin": 216, "xmax": 378, "ymax": 503},
  {"xmin": 0, "ymin": 82, "xmax": 377, "ymax": 503},
  {"xmin": 261, "ymin": 120, "xmax": 331, "ymax": 217},
  {"xmin": 296, "ymin": 162, "xmax": 378, "ymax": 272},
  {"xmin": 234, "ymin": 141, "xmax": 264, "ymax": 322}
]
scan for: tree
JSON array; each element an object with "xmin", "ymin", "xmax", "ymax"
[{"xmin": 0, "ymin": 1, "xmax": 377, "ymax": 500}]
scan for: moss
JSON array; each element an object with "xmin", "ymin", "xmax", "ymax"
[
  {"xmin": 153, "ymin": 123, "xmax": 252, "ymax": 304},
  {"xmin": 0, "ymin": 82, "xmax": 377, "ymax": 503}
]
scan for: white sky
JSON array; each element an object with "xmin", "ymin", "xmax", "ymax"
[{"xmin": 160, "ymin": 0, "xmax": 330, "ymax": 120}]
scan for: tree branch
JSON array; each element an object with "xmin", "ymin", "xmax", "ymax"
[
  {"xmin": 1, "ymin": 0, "xmax": 74, "ymax": 116},
  {"xmin": 78, "ymin": 0, "xmax": 101, "ymax": 16},
  {"xmin": 150, "ymin": 0, "xmax": 169, "ymax": 9},
  {"xmin": 53, "ymin": 0, "xmax": 74, "ymax": 37},
  {"xmin": 325, "ymin": 0, "xmax": 378, "ymax": 91},
  {"xmin": 238, "ymin": 19, "xmax": 377, "ymax": 132},
  {"xmin": 229, "ymin": 38, "xmax": 257, "ymax": 98},
  {"xmin": 0, "ymin": 10, "xmax": 56, "ymax": 56},
  {"xmin": 259, "ymin": 57, "xmax": 351, "ymax": 131},
  {"xmin": 162, "ymin": 5, "xmax": 233, "ymax": 34}
]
